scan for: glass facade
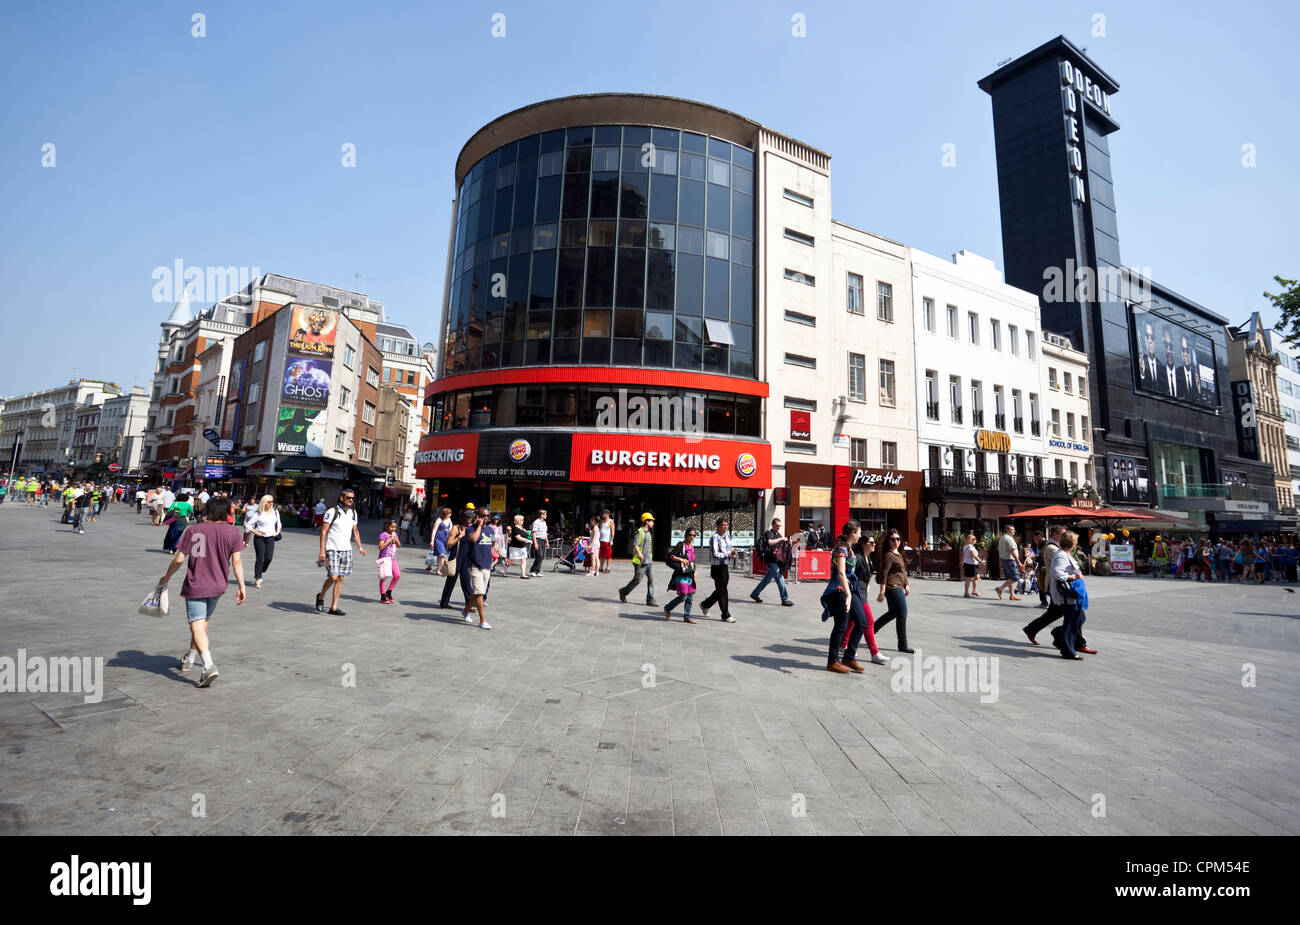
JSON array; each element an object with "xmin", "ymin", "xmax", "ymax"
[{"xmin": 443, "ymin": 125, "xmax": 757, "ymax": 379}]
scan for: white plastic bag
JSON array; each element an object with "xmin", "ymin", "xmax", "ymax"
[{"xmin": 139, "ymin": 585, "xmax": 170, "ymax": 617}]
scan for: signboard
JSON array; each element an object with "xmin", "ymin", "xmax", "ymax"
[
  {"xmin": 274, "ymin": 406, "xmax": 327, "ymax": 455},
  {"xmin": 1131, "ymin": 308, "xmax": 1221, "ymax": 409},
  {"xmin": 570, "ymin": 435, "xmax": 770, "ymax": 489},
  {"xmin": 851, "ymin": 468, "xmax": 905, "ymax": 488},
  {"xmin": 476, "ymin": 433, "xmax": 573, "ymax": 480},
  {"xmin": 1231, "ymin": 380, "xmax": 1259, "ymax": 458},
  {"xmin": 287, "ymin": 306, "xmax": 338, "ymax": 358},
  {"xmin": 204, "ymin": 454, "xmax": 240, "ymax": 479},
  {"xmin": 1049, "ymin": 438, "xmax": 1091, "ymax": 453},
  {"xmin": 1224, "ymin": 500, "xmax": 1269, "ymax": 514},
  {"xmin": 490, "ymin": 484, "xmax": 506, "ymax": 512},
  {"xmin": 1071, "ymin": 498, "xmax": 1097, "ymax": 510},
  {"xmin": 790, "ymin": 410, "xmax": 811, "ymax": 441},
  {"xmin": 796, "ymin": 548, "xmax": 832, "ymax": 582},
  {"xmin": 832, "ymin": 434, "xmax": 851, "ymax": 449},
  {"xmin": 280, "ymin": 357, "xmax": 333, "ymax": 408},
  {"xmin": 773, "ymin": 487, "xmax": 788, "ymax": 506},
  {"xmin": 1106, "ymin": 454, "xmax": 1151, "ymax": 505},
  {"xmin": 414, "ymin": 433, "xmax": 479, "ymax": 480},
  {"xmin": 213, "ymin": 375, "xmax": 226, "ymax": 428},
  {"xmin": 203, "ymin": 428, "xmax": 222, "ymax": 448},
  {"xmin": 218, "ymin": 439, "xmax": 234, "ymax": 453},
  {"xmin": 1109, "ymin": 543, "xmax": 1135, "ymax": 575},
  {"xmin": 107, "ymin": 463, "xmax": 120, "ymax": 472},
  {"xmin": 975, "ymin": 430, "xmax": 1011, "ymax": 452},
  {"xmin": 162, "ymin": 469, "xmax": 176, "ymax": 480}
]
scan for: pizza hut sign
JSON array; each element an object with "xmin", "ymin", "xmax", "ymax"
[{"xmin": 852, "ymin": 469, "xmax": 904, "ymax": 488}]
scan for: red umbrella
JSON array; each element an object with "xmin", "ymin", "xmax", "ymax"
[
  {"xmin": 1087, "ymin": 507, "xmax": 1156, "ymax": 520},
  {"xmin": 1004, "ymin": 505, "xmax": 1086, "ymax": 518}
]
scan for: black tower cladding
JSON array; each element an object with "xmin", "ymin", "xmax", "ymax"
[{"xmin": 979, "ymin": 35, "xmax": 1273, "ymax": 515}]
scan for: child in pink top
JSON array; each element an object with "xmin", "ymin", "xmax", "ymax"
[{"xmin": 378, "ymin": 519, "xmax": 401, "ymax": 603}]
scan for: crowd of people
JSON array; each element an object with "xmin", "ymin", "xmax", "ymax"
[{"xmin": 1138, "ymin": 534, "xmax": 1297, "ymax": 583}]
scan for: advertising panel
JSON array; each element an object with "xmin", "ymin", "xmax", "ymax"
[
  {"xmin": 280, "ymin": 357, "xmax": 333, "ymax": 408},
  {"xmin": 413, "ymin": 433, "xmax": 479, "ymax": 480},
  {"xmin": 1106, "ymin": 453, "xmax": 1151, "ymax": 505},
  {"xmin": 287, "ymin": 306, "xmax": 338, "ymax": 358},
  {"xmin": 796, "ymin": 549, "xmax": 832, "ymax": 582},
  {"xmin": 476, "ymin": 433, "xmax": 572, "ymax": 480},
  {"xmin": 1109, "ymin": 544, "xmax": 1135, "ymax": 575},
  {"xmin": 570, "ymin": 435, "xmax": 771, "ymax": 489},
  {"xmin": 1130, "ymin": 307, "xmax": 1220, "ymax": 408},
  {"xmin": 274, "ymin": 406, "xmax": 327, "ymax": 456}
]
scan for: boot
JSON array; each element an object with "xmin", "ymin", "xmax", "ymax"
[
  {"xmin": 897, "ymin": 615, "xmax": 913, "ymax": 654},
  {"xmin": 826, "ymin": 661, "xmax": 851, "ymax": 674},
  {"xmin": 840, "ymin": 658, "xmax": 865, "ymax": 673}
]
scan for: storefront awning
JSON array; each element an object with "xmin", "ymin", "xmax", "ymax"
[
  {"xmin": 238, "ymin": 454, "xmax": 272, "ymax": 470},
  {"xmin": 275, "ymin": 455, "xmax": 322, "ymax": 474}
]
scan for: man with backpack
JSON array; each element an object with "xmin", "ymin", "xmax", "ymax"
[
  {"xmin": 316, "ymin": 489, "xmax": 366, "ymax": 615},
  {"xmin": 751, "ymin": 517, "xmax": 795, "ymax": 606}
]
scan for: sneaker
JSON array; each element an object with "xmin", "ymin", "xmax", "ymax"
[
  {"xmin": 720, "ymin": 615, "xmax": 736, "ymax": 623},
  {"xmin": 750, "ymin": 594, "xmax": 763, "ymax": 604},
  {"xmin": 328, "ymin": 608, "xmax": 347, "ymax": 616},
  {"xmin": 315, "ymin": 596, "xmax": 325, "ymax": 614},
  {"xmin": 869, "ymin": 652, "xmax": 890, "ymax": 665},
  {"xmin": 178, "ymin": 654, "xmax": 195, "ymax": 672},
  {"xmin": 646, "ymin": 600, "xmax": 658, "ymax": 607},
  {"xmin": 464, "ymin": 613, "xmax": 476, "ymax": 624},
  {"xmin": 196, "ymin": 666, "xmax": 219, "ymax": 688},
  {"xmin": 479, "ymin": 620, "xmax": 492, "ymax": 630},
  {"xmin": 619, "ymin": 590, "xmax": 628, "ymax": 604}
]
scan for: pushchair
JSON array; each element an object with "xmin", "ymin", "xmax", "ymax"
[{"xmin": 552, "ymin": 536, "xmax": 590, "ymax": 572}]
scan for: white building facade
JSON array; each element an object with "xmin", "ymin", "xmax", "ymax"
[{"xmin": 1040, "ymin": 332, "xmax": 1095, "ymax": 495}]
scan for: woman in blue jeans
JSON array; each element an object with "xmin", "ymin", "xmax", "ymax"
[
  {"xmin": 1051, "ymin": 530, "xmax": 1086, "ymax": 658},
  {"xmin": 822, "ymin": 521, "xmax": 863, "ymax": 673},
  {"xmin": 873, "ymin": 531, "xmax": 913, "ymax": 653}
]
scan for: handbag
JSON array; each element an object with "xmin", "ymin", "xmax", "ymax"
[
  {"xmin": 440, "ymin": 555, "xmax": 458, "ymax": 577},
  {"xmin": 425, "ymin": 549, "xmax": 437, "ymax": 567},
  {"xmin": 377, "ymin": 558, "xmax": 393, "ymax": 580},
  {"xmin": 138, "ymin": 585, "xmax": 170, "ymax": 617}
]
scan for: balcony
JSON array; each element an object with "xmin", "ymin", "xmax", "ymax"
[
  {"xmin": 923, "ymin": 468, "xmax": 1071, "ymax": 500},
  {"xmin": 951, "ymin": 406, "xmax": 963, "ymax": 425},
  {"xmin": 1160, "ymin": 482, "xmax": 1278, "ymax": 514},
  {"xmin": 972, "ymin": 410, "xmax": 985, "ymax": 426},
  {"xmin": 926, "ymin": 401, "xmax": 939, "ymax": 421},
  {"xmin": 995, "ymin": 413, "xmax": 1006, "ymax": 431},
  {"xmin": 1030, "ymin": 421, "xmax": 1041, "ymax": 436},
  {"xmin": 1013, "ymin": 416, "xmax": 1024, "ymax": 433}
]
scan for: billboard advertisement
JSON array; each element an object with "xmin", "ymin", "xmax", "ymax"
[
  {"xmin": 288, "ymin": 306, "xmax": 337, "ymax": 358},
  {"xmin": 1106, "ymin": 453, "xmax": 1152, "ymax": 505},
  {"xmin": 1130, "ymin": 308, "xmax": 1220, "ymax": 408},
  {"xmin": 275, "ymin": 405, "xmax": 327, "ymax": 456},
  {"xmin": 280, "ymin": 357, "xmax": 332, "ymax": 408}
]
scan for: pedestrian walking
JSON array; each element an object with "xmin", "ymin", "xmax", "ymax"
[
  {"xmin": 823, "ymin": 520, "xmax": 864, "ymax": 674},
  {"xmin": 157, "ymin": 495, "xmax": 246, "ymax": 688},
  {"xmin": 529, "ymin": 509, "xmax": 549, "ymax": 577},
  {"xmin": 752, "ymin": 517, "xmax": 795, "ymax": 606},
  {"xmin": 598, "ymin": 510, "xmax": 614, "ymax": 573},
  {"xmin": 1050, "ymin": 531, "xmax": 1086, "ymax": 659},
  {"xmin": 462, "ymin": 506, "xmax": 496, "ymax": 630},
  {"xmin": 507, "ymin": 513, "xmax": 531, "ymax": 578},
  {"xmin": 873, "ymin": 531, "xmax": 914, "ymax": 653},
  {"xmin": 313, "ymin": 498, "xmax": 326, "ymax": 531},
  {"xmin": 162, "ymin": 493, "xmax": 194, "ymax": 552},
  {"xmin": 437, "ymin": 516, "xmax": 466, "ymax": 608},
  {"xmin": 429, "ymin": 506, "xmax": 452, "ymax": 574},
  {"xmin": 316, "ymin": 489, "xmax": 366, "ymax": 615},
  {"xmin": 994, "ymin": 524, "xmax": 1023, "ymax": 601},
  {"xmin": 618, "ymin": 513, "xmax": 658, "ymax": 606},
  {"xmin": 848, "ymin": 534, "xmax": 889, "ymax": 665},
  {"xmin": 586, "ymin": 515, "xmax": 601, "ymax": 576},
  {"xmin": 663, "ymin": 528, "xmax": 699, "ymax": 622},
  {"xmin": 244, "ymin": 494, "xmax": 282, "ymax": 588},
  {"xmin": 962, "ymin": 532, "xmax": 982, "ymax": 597},
  {"xmin": 400, "ymin": 507, "xmax": 414, "ymax": 544},
  {"xmin": 699, "ymin": 518, "xmax": 736, "ymax": 622},
  {"xmin": 490, "ymin": 515, "xmax": 510, "ymax": 576},
  {"xmin": 377, "ymin": 518, "xmax": 402, "ymax": 603},
  {"xmin": 72, "ymin": 483, "xmax": 92, "ymax": 534}
]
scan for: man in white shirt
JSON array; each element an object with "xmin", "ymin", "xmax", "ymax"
[
  {"xmin": 598, "ymin": 510, "xmax": 614, "ymax": 573},
  {"xmin": 197, "ymin": 489, "xmax": 211, "ymax": 514},
  {"xmin": 529, "ymin": 509, "xmax": 548, "ymax": 577},
  {"xmin": 700, "ymin": 518, "xmax": 736, "ymax": 623},
  {"xmin": 317, "ymin": 489, "xmax": 366, "ymax": 615},
  {"xmin": 135, "ymin": 488, "xmax": 146, "ymax": 513}
]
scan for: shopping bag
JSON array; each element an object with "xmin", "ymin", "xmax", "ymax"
[
  {"xmin": 425, "ymin": 549, "xmax": 437, "ymax": 568},
  {"xmin": 378, "ymin": 558, "xmax": 393, "ymax": 581},
  {"xmin": 139, "ymin": 585, "xmax": 170, "ymax": 617}
]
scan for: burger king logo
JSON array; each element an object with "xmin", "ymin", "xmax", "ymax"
[
  {"xmin": 736, "ymin": 453, "xmax": 757, "ymax": 478},
  {"xmin": 508, "ymin": 439, "xmax": 532, "ymax": 463}
]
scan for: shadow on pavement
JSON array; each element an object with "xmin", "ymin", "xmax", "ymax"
[
  {"xmin": 954, "ymin": 636, "xmax": 1057, "ymax": 658},
  {"xmin": 267, "ymin": 602, "xmax": 321, "ymax": 615},
  {"xmin": 731, "ymin": 654, "xmax": 805, "ymax": 674},
  {"xmin": 400, "ymin": 610, "xmax": 469, "ymax": 625},
  {"xmin": 107, "ymin": 649, "xmax": 196, "ymax": 684},
  {"xmin": 765, "ymin": 642, "xmax": 823, "ymax": 658},
  {"xmin": 616, "ymin": 610, "xmax": 673, "ymax": 621}
]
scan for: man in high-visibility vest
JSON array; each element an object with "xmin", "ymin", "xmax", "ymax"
[
  {"xmin": 1150, "ymin": 535, "xmax": 1170, "ymax": 578},
  {"xmin": 61, "ymin": 484, "xmax": 77, "ymax": 524},
  {"xmin": 618, "ymin": 513, "xmax": 658, "ymax": 607}
]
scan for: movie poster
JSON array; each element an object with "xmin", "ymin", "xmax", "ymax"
[
  {"xmin": 280, "ymin": 357, "xmax": 332, "ymax": 408},
  {"xmin": 275, "ymin": 405, "xmax": 326, "ymax": 456},
  {"xmin": 1130, "ymin": 308, "xmax": 1220, "ymax": 408},
  {"xmin": 287, "ymin": 306, "xmax": 337, "ymax": 358},
  {"xmin": 1106, "ymin": 453, "xmax": 1151, "ymax": 505}
]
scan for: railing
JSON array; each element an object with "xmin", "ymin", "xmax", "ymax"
[
  {"xmin": 1013, "ymin": 416, "xmax": 1024, "ymax": 433},
  {"xmin": 1159, "ymin": 484, "xmax": 1228, "ymax": 500},
  {"xmin": 924, "ymin": 468, "xmax": 1071, "ymax": 497},
  {"xmin": 1030, "ymin": 421, "xmax": 1041, "ymax": 436},
  {"xmin": 951, "ymin": 406, "xmax": 963, "ymax": 424},
  {"xmin": 926, "ymin": 401, "xmax": 939, "ymax": 420},
  {"xmin": 995, "ymin": 413, "xmax": 1006, "ymax": 430},
  {"xmin": 972, "ymin": 410, "xmax": 984, "ymax": 426}
]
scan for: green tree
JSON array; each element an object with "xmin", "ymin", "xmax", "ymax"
[{"xmin": 1265, "ymin": 276, "xmax": 1300, "ymax": 346}]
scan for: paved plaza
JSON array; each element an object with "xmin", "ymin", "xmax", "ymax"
[{"xmin": 1, "ymin": 503, "xmax": 1297, "ymax": 836}]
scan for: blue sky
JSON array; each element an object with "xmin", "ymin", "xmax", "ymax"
[{"xmin": 2, "ymin": 0, "xmax": 1296, "ymax": 397}]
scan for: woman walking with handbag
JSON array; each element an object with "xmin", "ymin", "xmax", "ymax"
[
  {"xmin": 663, "ymin": 529, "xmax": 699, "ymax": 622},
  {"xmin": 874, "ymin": 531, "xmax": 914, "ymax": 653},
  {"xmin": 245, "ymin": 494, "xmax": 282, "ymax": 588},
  {"xmin": 437, "ymin": 516, "xmax": 466, "ymax": 609},
  {"xmin": 1051, "ymin": 531, "xmax": 1086, "ymax": 659}
]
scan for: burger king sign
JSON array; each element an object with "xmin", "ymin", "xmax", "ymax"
[
  {"xmin": 508, "ymin": 439, "xmax": 531, "ymax": 463},
  {"xmin": 735, "ymin": 452, "xmax": 757, "ymax": 479}
]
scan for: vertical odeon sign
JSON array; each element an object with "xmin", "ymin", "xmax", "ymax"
[{"xmin": 1060, "ymin": 59, "xmax": 1112, "ymax": 204}]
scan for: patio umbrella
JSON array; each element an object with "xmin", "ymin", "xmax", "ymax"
[
  {"xmin": 1004, "ymin": 504, "xmax": 1085, "ymax": 518},
  {"xmin": 1087, "ymin": 507, "xmax": 1156, "ymax": 520}
]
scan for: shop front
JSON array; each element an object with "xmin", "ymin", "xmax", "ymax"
[
  {"xmin": 782, "ymin": 462, "xmax": 924, "ymax": 546},
  {"xmin": 415, "ymin": 430, "xmax": 770, "ymax": 559}
]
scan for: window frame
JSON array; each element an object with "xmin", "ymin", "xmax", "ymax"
[
  {"xmin": 878, "ymin": 358, "xmax": 896, "ymax": 407},
  {"xmin": 848, "ymin": 353, "xmax": 866, "ymax": 402},
  {"xmin": 846, "ymin": 273, "xmax": 864, "ymax": 315}
]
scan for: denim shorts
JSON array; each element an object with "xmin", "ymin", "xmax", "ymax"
[
  {"xmin": 1001, "ymin": 558, "xmax": 1021, "ymax": 580},
  {"xmin": 185, "ymin": 596, "xmax": 220, "ymax": 624}
]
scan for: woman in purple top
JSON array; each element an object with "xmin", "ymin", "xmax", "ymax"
[{"xmin": 158, "ymin": 496, "xmax": 246, "ymax": 688}]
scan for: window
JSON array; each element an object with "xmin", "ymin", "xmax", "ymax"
[
  {"xmin": 1067, "ymin": 412, "xmax": 1076, "ymax": 439},
  {"xmin": 1012, "ymin": 390, "xmax": 1023, "ymax": 433},
  {"xmin": 1070, "ymin": 461, "xmax": 1079, "ymax": 483},
  {"xmin": 785, "ymin": 352, "xmax": 816, "ymax": 368},
  {"xmin": 1050, "ymin": 409, "xmax": 1061, "ymax": 437},
  {"xmin": 366, "ymin": 367, "xmax": 379, "ymax": 388},
  {"xmin": 879, "ymin": 359, "xmax": 896, "ymax": 406},
  {"xmin": 1055, "ymin": 459, "xmax": 1064, "ymax": 479},
  {"xmin": 848, "ymin": 353, "xmax": 866, "ymax": 401},
  {"xmin": 382, "ymin": 338, "xmax": 392, "ymax": 352},
  {"xmin": 847, "ymin": 273, "xmax": 864, "ymax": 315},
  {"xmin": 922, "ymin": 297, "xmax": 935, "ymax": 333},
  {"xmin": 925, "ymin": 371, "xmax": 939, "ymax": 421},
  {"xmin": 359, "ymin": 438, "xmax": 372, "ymax": 462},
  {"xmin": 1030, "ymin": 393, "xmax": 1040, "ymax": 435},
  {"xmin": 881, "ymin": 441, "xmax": 897, "ymax": 470},
  {"xmin": 993, "ymin": 385, "xmax": 1005, "ymax": 428},
  {"xmin": 1009, "ymin": 324, "xmax": 1019, "ymax": 355},
  {"xmin": 1026, "ymin": 331, "xmax": 1036, "ymax": 359},
  {"xmin": 784, "ymin": 397, "xmax": 817, "ymax": 411},
  {"xmin": 1064, "ymin": 372, "xmax": 1073, "ymax": 394},
  {"xmin": 784, "ymin": 268, "xmax": 815, "ymax": 286},
  {"xmin": 252, "ymin": 339, "xmax": 269, "ymax": 363},
  {"xmin": 850, "ymin": 438, "xmax": 867, "ymax": 467},
  {"xmin": 1081, "ymin": 415, "xmax": 1089, "ymax": 438},
  {"xmin": 784, "ymin": 441, "xmax": 817, "ymax": 455},
  {"xmin": 784, "ymin": 228, "xmax": 815, "ymax": 247},
  {"xmin": 407, "ymin": 370, "xmax": 416, "ymax": 385},
  {"xmin": 968, "ymin": 312, "xmax": 979, "ymax": 345},
  {"xmin": 785, "ymin": 310, "xmax": 816, "ymax": 326},
  {"xmin": 342, "ymin": 345, "xmax": 355, "ymax": 369},
  {"xmin": 946, "ymin": 304, "xmax": 959, "ymax": 338},
  {"xmin": 334, "ymin": 429, "xmax": 345, "ymax": 452},
  {"xmin": 363, "ymin": 401, "xmax": 377, "ymax": 425},
  {"xmin": 339, "ymin": 386, "xmax": 351, "ymax": 410},
  {"xmin": 248, "ymin": 381, "xmax": 261, "ymax": 405},
  {"xmin": 243, "ymin": 423, "xmax": 256, "ymax": 444},
  {"xmin": 1048, "ymin": 367, "xmax": 1059, "ymax": 390},
  {"xmin": 876, "ymin": 282, "xmax": 893, "ymax": 322},
  {"xmin": 1078, "ymin": 375, "xmax": 1086, "ymax": 395},
  {"xmin": 169, "ymin": 377, "xmax": 179, "ymax": 394},
  {"xmin": 970, "ymin": 380, "xmax": 983, "ymax": 425},
  {"xmin": 990, "ymin": 319, "xmax": 1001, "ymax": 351},
  {"xmin": 783, "ymin": 189, "xmax": 814, "ymax": 208},
  {"xmin": 949, "ymin": 376, "xmax": 963, "ymax": 423},
  {"xmin": 164, "ymin": 409, "xmax": 174, "ymax": 426}
]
